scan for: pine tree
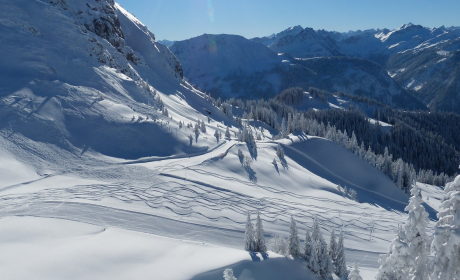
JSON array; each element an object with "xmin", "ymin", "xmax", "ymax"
[
  {"xmin": 225, "ymin": 126, "xmax": 230, "ymax": 138},
  {"xmin": 328, "ymin": 230, "xmax": 337, "ymax": 266},
  {"xmin": 335, "ymin": 229, "xmax": 348, "ymax": 278},
  {"xmin": 376, "ymin": 227, "xmax": 414, "ymax": 280},
  {"xmin": 304, "ymin": 228, "xmax": 312, "ymax": 262},
  {"xmin": 318, "ymin": 238, "xmax": 333, "ymax": 279},
  {"xmin": 281, "ymin": 117, "xmax": 287, "ymax": 137},
  {"xmin": 200, "ymin": 120, "xmax": 206, "ymax": 133},
  {"xmin": 348, "ymin": 263, "xmax": 363, "ymax": 280},
  {"xmin": 214, "ymin": 129, "xmax": 220, "ymax": 140},
  {"xmin": 255, "ymin": 211, "xmax": 267, "ymax": 253},
  {"xmin": 431, "ymin": 175, "xmax": 460, "ymax": 280},
  {"xmin": 244, "ymin": 212, "xmax": 255, "ymax": 251},
  {"xmin": 404, "ymin": 185, "xmax": 429, "ymax": 280},
  {"xmin": 276, "ymin": 143, "xmax": 284, "ymax": 159},
  {"xmin": 288, "ymin": 216, "xmax": 301, "ymax": 257},
  {"xmin": 309, "ymin": 239, "xmax": 320, "ymax": 277}
]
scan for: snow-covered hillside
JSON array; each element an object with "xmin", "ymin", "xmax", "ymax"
[{"xmin": 0, "ymin": 1, "xmax": 447, "ymax": 280}]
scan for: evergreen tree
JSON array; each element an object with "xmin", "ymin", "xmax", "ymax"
[
  {"xmin": 281, "ymin": 117, "xmax": 287, "ymax": 137},
  {"xmin": 348, "ymin": 263, "xmax": 363, "ymax": 280},
  {"xmin": 309, "ymin": 239, "xmax": 320, "ymax": 277},
  {"xmin": 304, "ymin": 228, "xmax": 312, "ymax": 262},
  {"xmin": 335, "ymin": 230, "xmax": 348, "ymax": 278},
  {"xmin": 288, "ymin": 216, "xmax": 301, "ymax": 257},
  {"xmin": 276, "ymin": 143, "xmax": 284, "ymax": 159},
  {"xmin": 318, "ymin": 238, "xmax": 333, "ymax": 279},
  {"xmin": 244, "ymin": 212, "xmax": 255, "ymax": 251},
  {"xmin": 328, "ymin": 230, "xmax": 338, "ymax": 266},
  {"xmin": 404, "ymin": 185, "xmax": 429, "ymax": 280},
  {"xmin": 200, "ymin": 120, "xmax": 207, "ymax": 133},
  {"xmin": 431, "ymin": 175, "xmax": 460, "ymax": 280},
  {"xmin": 255, "ymin": 211, "xmax": 267, "ymax": 253},
  {"xmin": 225, "ymin": 126, "xmax": 231, "ymax": 138},
  {"xmin": 376, "ymin": 228, "xmax": 414, "ymax": 280}
]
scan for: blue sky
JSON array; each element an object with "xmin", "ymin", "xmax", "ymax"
[{"xmin": 116, "ymin": 0, "xmax": 460, "ymax": 41}]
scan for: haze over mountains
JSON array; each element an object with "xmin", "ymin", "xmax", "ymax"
[{"xmin": 169, "ymin": 24, "xmax": 460, "ymax": 113}]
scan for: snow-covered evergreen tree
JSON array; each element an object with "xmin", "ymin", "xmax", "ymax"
[
  {"xmin": 244, "ymin": 212, "xmax": 255, "ymax": 252},
  {"xmin": 328, "ymin": 230, "xmax": 337, "ymax": 266},
  {"xmin": 255, "ymin": 211, "xmax": 267, "ymax": 253},
  {"xmin": 237, "ymin": 149, "xmax": 244, "ymax": 159},
  {"xmin": 225, "ymin": 126, "xmax": 230, "ymax": 138},
  {"xmin": 318, "ymin": 238, "xmax": 333, "ymax": 279},
  {"xmin": 288, "ymin": 216, "xmax": 301, "ymax": 257},
  {"xmin": 376, "ymin": 227, "xmax": 414, "ymax": 280},
  {"xmin": 431, "ymin": 175, "xmax": 460, "ymax": 280},
  {"xmin": 200, "ymin": 120, "xmax": 207, "ymax": 133},
  {"xmin": 223, "ymin": 268, "xmax": 237, "ymax": 280},
  {"xmin": 348, "ymin": 263, "xmax": 363, "ymax": 280},
  {"xmin": 309, "ymin": 240, "xmax": 320, "ymax": 277},
  {"xmin": 214, "ymin": 129, "xmax": 220, "ymax": 140},
  {"xmin": 403, "ymin": 185, "xmax": 429, "ymax": 280},
  {"xmin": 304, "ymin": 228, "xmax": 312, "ymax": 262},
  {"xmin": 335, "ymin": 229, "xmax": 348, "ymax": 278},
  {"xmin": 276, "ymin": 143, "xmax": 284, "ymax": 159}
]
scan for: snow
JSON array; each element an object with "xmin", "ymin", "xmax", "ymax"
[
  {"xmin": 0, "ymin": 216, "xmax": 315, "ymax": 280},
  {"xmin": 0, "ymin": 1, "xmax": 444, "ymax": 279}
]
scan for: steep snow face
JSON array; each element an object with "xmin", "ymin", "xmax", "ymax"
[{"xmin": 0, "ymin": 0, "xmax": 228, "ymax": 161}]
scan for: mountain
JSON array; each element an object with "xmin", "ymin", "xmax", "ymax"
[
  {"xmin": 171, "ymin": 33, "xmax": 425, "ymax": 109},
  {"xmin": 269, "ymin": 27, "xmax": 342, "ymax": 58},
  {"xmin": 180, "ymin": 24, "xmax": 460, "ymax": 113},
  {"xmin": 294, "ymin": 57, "xmax": 426, "ymax": 109},
  {"xmin": 158, "ymin": 39, "xmax": 176, "ymax": 47},
  {"xmin": 251, "ymin": 25, "xmax": 304, "ymax": 47},
  {"xmin": 386, "ymin": 33, "xmax": 460, "ymax": 113},
  {"xmin": 169, "ymin": 34, "xmax": 286, "ymax": 99}
]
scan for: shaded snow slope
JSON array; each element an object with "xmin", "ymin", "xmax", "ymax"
[{"xmin": 0, "ymin": 0, "xmax": 236, "ymax": 160}]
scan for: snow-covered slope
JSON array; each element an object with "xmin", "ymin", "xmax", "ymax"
[
  {"xmin": 0, "ymin": 0, "xmax": 232, "ymax": 160},
  {"xmin": 0, "ymin": 2, "xmax": 444, "ymax": 279}
]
